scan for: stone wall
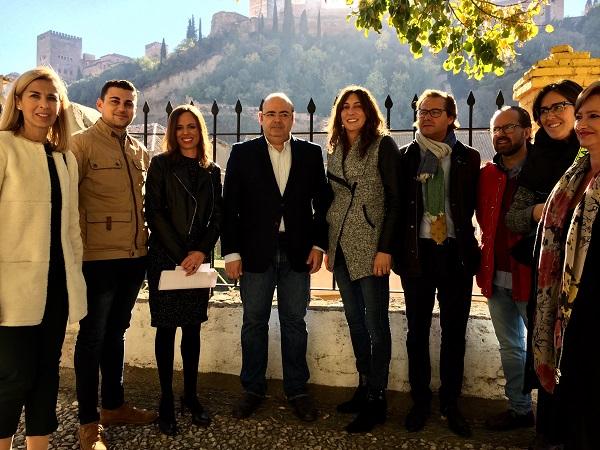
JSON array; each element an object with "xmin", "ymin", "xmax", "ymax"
[
  {"xmin": 61, "ymin": 292, "xmax": 506, "ymax": 400},
  {"xmin": 513, "ymin": 45, "xmax": 600, "ymax": 119},
  {"xmin": 211, "ymin": 12, "xmax": 257, "ymax": 36}
]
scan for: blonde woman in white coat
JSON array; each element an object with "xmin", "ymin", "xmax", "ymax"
[{"xmin": 0, "ymin": 67, "xmax": 87, "ymax": 450}]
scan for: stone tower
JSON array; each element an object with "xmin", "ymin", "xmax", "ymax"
[
  {"xmin": 249, "ymin": 0, "xmax": 276, "ymax": 18},
  {"xmin": 513, "ymin": 45, "xmax": 600, "ymax": 124},
  {"xmin": 37, "ymin": 31, "xmax": 82, "ymax": 83}
]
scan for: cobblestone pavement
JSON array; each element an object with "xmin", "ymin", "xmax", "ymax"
[{"xmin": 11, "ymin": 367, "xmax": 534, "ymax": 450}]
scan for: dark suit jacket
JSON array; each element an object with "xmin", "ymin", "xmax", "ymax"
[
  {"xmin": 394, "ymin": 139, "xmax": 481, "ymax": 277},
  {"xmin": 221, "ymin": 135, "xmax": 329, "ymax": 273}
]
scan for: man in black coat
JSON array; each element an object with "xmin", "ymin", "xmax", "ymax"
[
  {"xmin": 221, "ymin": 92, "xmax": 329, "ymax": 422},
  {"xmin": 395, "ymin": 89, "xmax": 480, "ymax": 438}
]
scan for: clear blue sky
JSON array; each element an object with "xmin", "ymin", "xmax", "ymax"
[
  {"xmin": 0, "ymin": 0, "xmax": 589, "ymax": 75},
  {"xmin": 0, "ymin": 0, "xmax": 250, "ymax": 74}
]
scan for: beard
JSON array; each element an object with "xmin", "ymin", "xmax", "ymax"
[{"xmin": 494, "ymin": 139, "xmax": 522, "ymax": 157}]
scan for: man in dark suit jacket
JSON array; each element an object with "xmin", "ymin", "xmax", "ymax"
[
  {"xmin": 222, "ymin": 92, "xmax": 329, "ymax": 422},
  {"xmin": 396, "ymin": 89, "xmax": 480, "ymax": 438}
]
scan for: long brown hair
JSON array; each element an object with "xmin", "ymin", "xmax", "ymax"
[
  {"xmin": 0, "ymin": 66, "xmax": 71, "ymax": 152},
  {"xmin": 163, "ymin": 104, "xmax": 211, "ymax": 167},
  {"xmin": 326, "ymin": 85, "xmax": 388, "ymax": 158}
]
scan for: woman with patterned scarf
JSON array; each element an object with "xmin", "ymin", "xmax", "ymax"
[
  {"xmin": 505, "ymin": 79, "xmax": 583, "ymax": 450},
  {"xmin": 534, "ymin": 80, "xmax": 600, "ymax": 449}
]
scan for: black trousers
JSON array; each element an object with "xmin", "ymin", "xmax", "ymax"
[
  {"xmin": 0, "ymin": 266, "xmax": 68, "ymax": 438},
  {"xmin": 400, "ymin": 238, "xmax": 473, "ymax": 409}
]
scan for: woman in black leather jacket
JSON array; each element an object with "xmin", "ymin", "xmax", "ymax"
[{"xmin": 145, "ymin": 105, "xmax": 222, "ymax": 436}]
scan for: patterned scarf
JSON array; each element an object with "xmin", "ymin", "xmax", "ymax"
[
  {"xmin": 534, "ymin": 154, "xmax": 600, "ymax": 393},
  {"xmin": 415, "ymin": 130, "xmax": 454, "ymax": 244}
]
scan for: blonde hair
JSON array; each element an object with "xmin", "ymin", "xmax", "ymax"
[{"xmin": 0, "ymin": 66, "xmax": 71, "ymax": 152}]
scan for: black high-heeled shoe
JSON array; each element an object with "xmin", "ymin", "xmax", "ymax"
[
  {"xmin": 181, "ymin": 396, "xmax": 211, "ymax": 427},
  {"xmin": 158, "ymin": 397, "xmax": 177, "ymax": 436}
]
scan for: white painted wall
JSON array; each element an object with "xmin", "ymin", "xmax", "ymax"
[{"xmin": 61, "ymin": 293, "xmax": 506, "ymax": 400}]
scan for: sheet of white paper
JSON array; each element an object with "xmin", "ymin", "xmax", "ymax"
[{"xmin": 158, "ymin": 264, "xmax": 218, "ymax": 290}]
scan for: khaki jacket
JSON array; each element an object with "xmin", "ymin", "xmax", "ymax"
[{"xmin": 71, "ymin": 119, "xmax": 149, "ymax": 261}]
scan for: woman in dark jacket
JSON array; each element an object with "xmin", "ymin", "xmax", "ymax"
[
  {"xmin": 505, "ymin": 80, "xmax": 582, "ymax": 448},
  {"xmin": 145, "ymin": 105, "xmax": 222, "ymax": 436},
  {"xmin": 324, "ymin": 86, "xmax": 401, "ymax": 433},
  {"xmin": 533, "ymin": 81, "xmax": 600, "ymax": 450}
]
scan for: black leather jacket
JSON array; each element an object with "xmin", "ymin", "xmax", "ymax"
[{"xmin": 145, "ymin": 152, "xmax": 223, "ymax": 265}]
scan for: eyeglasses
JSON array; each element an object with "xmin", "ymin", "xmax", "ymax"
[
  {"xmin": 539, "ymin": 101, "xmax": 574, "ymax": 117},
  {"xmin": 417, "ymin": 108, "xmax": 446, "ymax": 118},
  {"xmin": 262, "ymin": 111, "xmax": 292, "ymax": 119},
  {"xmin": 491, "ymin": 123, "xmax": 522, "ymax": 135}
]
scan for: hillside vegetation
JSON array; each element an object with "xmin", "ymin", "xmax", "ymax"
[{"xmin": 67, "ymin": 7, "xmax": 600, "ymax": 129}]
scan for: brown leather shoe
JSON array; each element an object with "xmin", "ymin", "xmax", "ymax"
[
  {"xmin": 100, "ymin": 402, "xmax": 157, "ymax": 426},
  {"xmin": 79, "ymin": 422, "xmax": 108, "ymax": 450}
]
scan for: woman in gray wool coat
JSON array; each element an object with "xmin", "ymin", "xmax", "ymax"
[{"xmin": 324, "ymin": 85, "xmax": 401, "ymax": 433}]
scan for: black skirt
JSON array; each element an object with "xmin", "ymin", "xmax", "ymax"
[{"xmin": 147, "ymin": 243, "xmax": 210, "ymax": 328}]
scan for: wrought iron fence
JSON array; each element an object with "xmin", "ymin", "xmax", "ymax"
[{"xmin": 131, "ymin": 90, "xmax": 508, "ymax": 292}]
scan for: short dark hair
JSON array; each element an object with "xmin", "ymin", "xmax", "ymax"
[
  {"xmin": 416, "ymin": 89, "xmax": 460, "ymax": 130},
  {"xmin": 492, "ymin": 105, "xmax": 532, "ymax": 129},
  {"xmin": 575, "ymin": 80, "xmax": 600, "ymax": 115},
  {"xmin": 100, "ymin": 80, "xmax": 137, "ymax": 100},
  {"xmin": 491, "ymin": 105, "xmax": 533, "ymax": 142},
  {"xmin": 532, "ymin": 80, "xmax": 582, "ymax": 124}
]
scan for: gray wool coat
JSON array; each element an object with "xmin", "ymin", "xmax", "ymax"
[{"xmin": 326, "ymin": 135, "xmax": 401, "ymax": 281}]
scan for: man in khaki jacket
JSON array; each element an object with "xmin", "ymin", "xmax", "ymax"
[{"xmin": 71, "ymin": 80, "xmax": 155, "ymax": 450}]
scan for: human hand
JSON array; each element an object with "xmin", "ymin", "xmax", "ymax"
[
  {"xmin": 373, "ymin": 252, "xmax": 392, "ymax": 276},
  {"xmin": 306, "ymin": 249, "xmax": 323, "ymax": 274},
  {"xmin": 324, "ymin": 254, "xmax": 333, "ymax": 272},
  {"xmin": 225, "ymin": 259, "xmax": 243, "ymax": 281},
  {"xmin": 181, "ymin": 251, "xmax": 205, "ymax": 276},
  {"xmin": 533, "ymin": 203, "xmax": 545, "ymax": 222}
]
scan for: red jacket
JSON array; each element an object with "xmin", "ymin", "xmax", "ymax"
[{"xmin": 476, "ymin": 161, "xmax": 531, "ymax": 301}]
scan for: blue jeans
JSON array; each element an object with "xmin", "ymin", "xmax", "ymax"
[
  {"xmin": 488, "ymin": 285, "xmax": 531, "ymax": 414},
  {"xmin": 239, "ymin": 244, "xmax": 310, "ymax": 398},
  {"xmin": 74, "ymin": 257, "xmax": 147, "ymax": 425},
  {"xmin": 334, "ymin": 249, "xmax": 391, "ymax": 391}
]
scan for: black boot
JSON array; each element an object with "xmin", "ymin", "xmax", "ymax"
[
  {"xmin": 181, "ymin": 396, "xmax": 211, "ymax": 427},
  {"xmin": 158, "ymin": 396, "xmax": 177, "ymax": 436},
  {"xmin": 337, "ymin": 374, "xmax": 368, "ymax": 414},
  {"xmin": 345, "ymin": 389, "xmax": 387, "ymax": 433}
]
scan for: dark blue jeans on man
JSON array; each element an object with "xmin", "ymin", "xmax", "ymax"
[
  {"xmin": 334, "ymin": 248, "xmax": 391, "ymax": 392},
  {"xmin": 74, "ymin": 257, "xmax": 147, "ymax": 425},
  {"xmin": 239, "ymin": 237, "xmax": 310, "ymax": 399}
]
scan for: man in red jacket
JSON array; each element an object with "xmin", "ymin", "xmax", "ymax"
[{"xmin": 476, "ymin": 106, "xmax": 535, "ymax": 431}]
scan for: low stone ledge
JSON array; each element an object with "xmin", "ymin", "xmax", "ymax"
[{"xmin": 61, "ymin": 291, "xmax": 505, "ymax": 400}]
